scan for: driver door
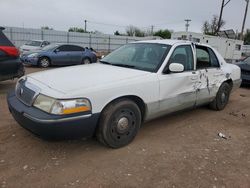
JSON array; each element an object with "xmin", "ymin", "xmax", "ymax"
[
  {"xmin": 51, "ymin": 45, "xmax": 71, "ymax": 65},
  {"xmin": 158, "ymin": 45, "xmax": 198, "ymax": 114}
]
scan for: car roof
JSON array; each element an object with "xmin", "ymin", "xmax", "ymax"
[{"xmin": 133, "ymin": 39, "xmax": 213, "ymax": 48}]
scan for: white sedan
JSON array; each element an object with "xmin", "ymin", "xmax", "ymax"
[{"xmin": 8, "ymin": 40, "xmax": 241, "ymax": 148}]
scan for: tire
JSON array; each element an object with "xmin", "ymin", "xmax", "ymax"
[
  {"xmin": 209, "ymin": 82, "xmax": 231, "ymax": 111},
  {"xmin": 96, "ymin": 99, "xmax": 142, "ymax": 148},
  {"xmin": 38, "ymin": 57, "xmax": 50, "ymax": 68},
  {"xmin": 82, "ymin": 57, "xmax": 92, "ymax": 65}
]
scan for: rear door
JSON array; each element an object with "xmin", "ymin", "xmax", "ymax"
[
  {"xmin": 68, "ymin": 45, "xmax": 84, "ymax": 64},
  {"xmin": 195, "ymin": 45, "xmax": 225, "ymax": 105}
]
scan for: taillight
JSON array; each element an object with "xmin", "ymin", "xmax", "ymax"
[{"xmin": 0, "ymin": 46, "xmax": 20, "ymax": 57}]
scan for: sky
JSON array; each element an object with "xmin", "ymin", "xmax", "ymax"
[{"xmin": 0, "ymin": 0, "xmax": 249, "ymax": 34}]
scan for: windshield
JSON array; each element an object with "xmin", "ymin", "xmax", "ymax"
[
  {"xmin": 101, "ymin": 43, "xmax": 171, "ymax": 72},
  {"xmin": 42, "ymin": 44, "xmax": 59, "ymax": 51},
  {"xmin": 243, "ymin": 56, "xmax": 250, "ymax": 65},
  {"xmin": 25, "ymin": 40, "xmax": 42, "ymax": 47}
]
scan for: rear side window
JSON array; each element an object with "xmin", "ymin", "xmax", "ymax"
[
  {"xmin": 169, "ymin": 45, "xmax": 194, "ymax": 71},
  {"xmin": 208, "ymin": 48, "xmax": 220, "ymax": 67},
  {"xmin": 0, "ymin": 31, "xmax": 14, "ymax": 47},
  {"xmin": 69, "ymin": 45, "xmax": 84, "ymax": 51},
  {"xmin": 196, "ymin": 45, "xmax": 220, "ymax": 69}
]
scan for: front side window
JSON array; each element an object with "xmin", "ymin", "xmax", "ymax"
[
  {"xmin": 57, "ymin": 45, "xmax": 71, "ymax": 52},
  {"xmin": 101, "ymin": 43, "xmax": 171, "ymax": 72},
  {"xmin": 168, "ymin": 45, "xmax": 194, "ymax": 71}
]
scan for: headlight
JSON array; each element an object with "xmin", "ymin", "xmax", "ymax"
[
  {"xmin": 33, "ymin": 94, "xmax": 91, "ymax": 115},
  {"xmin": 27, "ymin": 53, "xmax": 39, "ymax": 58}
]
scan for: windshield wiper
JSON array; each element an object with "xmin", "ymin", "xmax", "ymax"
[
  {"xmin": 100, "ymin": 61, "xmax": 135, "ymax": 68},
  {"xmin": 99, "ymin": 60, "xmax": 112, "ymax": 65},
  {"xmin": 112, "ymin": 63, "xmax": 135, "ymax": 68}
]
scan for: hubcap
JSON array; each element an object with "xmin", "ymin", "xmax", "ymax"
[
  {"xmin": 117, "ymin": 117, "xmax": 129, "ymax": 133},
  {"xmin": 110, "ymin": 109, "xmax": 137, "ymax": 141},
  {"xmin": 83, "ymin": 59, "xmax": 90, "ymax": 64},
  {"xmin": 221, "ymin": 92, "xmax": 226, "ymax": 103},
  {"xmin": 41, "ymin": 59, "xmax": 49, "ymax": 67}
]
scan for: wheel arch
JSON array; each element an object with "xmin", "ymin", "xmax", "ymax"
[
  {"xmin": 224, "ymin": 78, "xmax": 233, "ymax": 91},
  {"xmin": 100, "ymin": 95, "xmax": 147, "ymax": 122},
  {"xmin": 39, "ymin": 56, "xmax": 51, "ymax": 64}
]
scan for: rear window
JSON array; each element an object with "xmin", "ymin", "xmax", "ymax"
[
  {"xmin": 25, "ymin": 41, "xmax": 42, "ymax": 47},
  {"xmin": 0, "ymin": 31, "xmax": 14, "ymax": 47}
]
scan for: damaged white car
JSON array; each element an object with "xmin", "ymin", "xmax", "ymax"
[{"xmin": 8, "ymin": 40, "xmax": 241, "ymax": 148}]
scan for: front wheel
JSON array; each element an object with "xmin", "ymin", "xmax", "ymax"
[
  {"xmin": 209, "ymin": 82, "xmax": 231, "ymax": 111},
  {"xmin": 96, "ymin": 99, "xmax": 141, "ymax": 148},
  {"xmin": 38, "ymin": 57, "xmax": 50, "ymax": 68}
]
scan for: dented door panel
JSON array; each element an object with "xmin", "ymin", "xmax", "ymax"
[
  {"xmin": 195, "ymin": 68, "xmax": 225, "ymax": 105},
  {"xmin": 158, "ymin": 72, "xmax": 197, "ymax": 115}
]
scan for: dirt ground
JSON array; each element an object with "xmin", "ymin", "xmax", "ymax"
[{"xmin": 0, "ymin": 67, "xmax": 250, "ymax": 188}]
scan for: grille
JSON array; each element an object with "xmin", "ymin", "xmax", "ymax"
[
  {"xmin": 16, "ymin": 79, "xmax": 37, "ymax": 106},
  {"xmin": 241, "ymin": 70, "xmax": 250, "ymax": 75}
]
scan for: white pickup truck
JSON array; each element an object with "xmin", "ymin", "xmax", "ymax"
[{"xmin": 8, "ymin": 40, "xmax": 241, "ymax": 148}]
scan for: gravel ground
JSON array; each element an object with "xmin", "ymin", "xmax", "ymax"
[{"xmin": 0, "ymin": 67, "xmax": 249, "ymax": 188}]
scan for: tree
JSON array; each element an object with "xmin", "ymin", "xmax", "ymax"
[
  {"xmin": 244, "ymin": 29, "xmax": 250, "ymax": 45},
  {"xmin": 153, "ymin": 29, "xmax": 171, "ymax": 39},
  {"xmin": 68, "ymin": 27, "xmax": 87, "ymax": 33},
  {"xmin": 202, "ymin": 15, "xmax": 226, "ymax": 36},
  {"xmin": 126, "ymin": 25, "xmax": 145, "ymax": 37},
  {"xmin": 114, "ymin": 30, "xmax": 120, "ymax": 36},
  {"xmin": 41, "ymin": 26, "xmax": 53, "ymax": 30}
]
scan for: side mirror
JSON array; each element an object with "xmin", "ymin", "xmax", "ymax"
[{"xmin": 169, "ymin": 63, "xmax": 184, "ymax": 73}]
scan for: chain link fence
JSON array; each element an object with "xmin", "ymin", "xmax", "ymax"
[{"xmin": 3, "ymin": 27, "xmax": 161, "ymax": 52}]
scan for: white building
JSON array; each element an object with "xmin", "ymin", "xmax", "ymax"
[{"xmin": 171, "ymin": 31, "xmax": 244, "ymax": 62}]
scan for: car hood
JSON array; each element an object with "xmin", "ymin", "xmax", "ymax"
[{"xmin": 27, "ymin": 63, "xmax": 150, "ymax": 94}]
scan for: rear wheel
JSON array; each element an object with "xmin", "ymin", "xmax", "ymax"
[
  {"xmin": 38, "ymin": 57, "xmax": 50, "ymax": 68},
  {"xmin": 209, "ymin": 82, "xmax": 231, "ymax": 111},
  {"xmin": 82, "ymin": 57, "xmax": 91, "ymax": 65},
  {"xmin": 96, "ymin": 99, "xmax": 141, "ymax": 148}
]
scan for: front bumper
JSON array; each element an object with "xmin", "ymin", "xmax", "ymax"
[
  {"xmin": 7, "ymin": 91, "xmax": 100, "ymax": 139},
  {"xmin": 20, "ymin": 56, "xmax": 39, "ymax": 65}
]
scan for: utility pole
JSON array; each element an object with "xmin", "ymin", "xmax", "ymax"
[
  {"xmin": 241, "ymin": 0, "xmax": 249, "ymax": 40},
  {"xmin": 84, "ymin": 20, "xmax": 87, "ymax": 32},
  {"xmin": 151, "ymin": 25, "xmax": 154, "ymax": 35},
  {"xmin": 217, "ymin": 0, "xmax": 231, "ymax": 34},
  {"xmin": 184, "ymin": 19, "xmax": 191, "ymax": 32}
]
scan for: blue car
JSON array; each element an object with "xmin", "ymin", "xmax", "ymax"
[
  {"xmin": 235, "ymin": 56, "xmax": 250, "ymax": 85},
  {"xmin": 20, "ymin": 44, "xmax": 97, "ymax": 68}
]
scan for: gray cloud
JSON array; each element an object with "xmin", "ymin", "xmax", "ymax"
[{"xmin": 0, "ymin": 0, "xmax": 249, "ymax": 34}]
